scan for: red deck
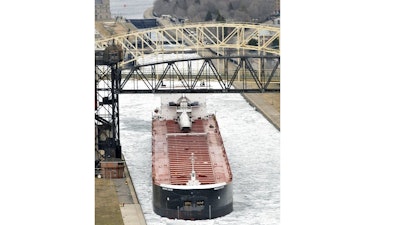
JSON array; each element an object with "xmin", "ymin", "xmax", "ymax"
[{"xmin": 152, "ymin": 116, "xmax": 232, "ymax": 186}]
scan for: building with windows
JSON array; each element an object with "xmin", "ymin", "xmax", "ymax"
[{"xmin": 95, "ymin": 0, "xmax": 111, "ymax": 20}]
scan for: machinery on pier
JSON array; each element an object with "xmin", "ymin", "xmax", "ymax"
[{"xmin": 95, "ymin": 43, "xmax": 124, "ymax": 178}]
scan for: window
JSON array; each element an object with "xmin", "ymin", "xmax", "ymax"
[{"xmin": 196, "ymin": 200, "xmax": 204, "ymax": 206}]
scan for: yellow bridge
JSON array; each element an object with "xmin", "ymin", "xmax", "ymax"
[{"xmin": 95, "ymin": 22, "xmax": 280, "ymax": 67}]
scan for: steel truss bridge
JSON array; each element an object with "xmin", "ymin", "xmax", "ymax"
[
  {"xmin": 95, "ymin": 22, "xmax": 280, "ymax": 159},
  {"xmin": 95, "ymin": 22, "xmax": 280, "ymax": 66}
]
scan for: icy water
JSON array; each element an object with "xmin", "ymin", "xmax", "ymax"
[
  {"xmin": 109, "ymin": 1, "xmax": 280, "ymax": 224},
  {"xmin": 119, "ymin": 93, "xmax": 280, "ymax": 225}
]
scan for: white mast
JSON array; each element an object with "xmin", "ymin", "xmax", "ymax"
[{"xmin": 186, "ymin": 153, "xmax": 201, "ymax": 186}]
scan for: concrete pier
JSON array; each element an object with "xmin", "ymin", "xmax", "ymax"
[
  {"xmin": 95, "ymin": 158, "xmax": 147, "ymax": 225},
  {"xmin": 241, "ymin": 92, "xmax": 280, "ymax": 130},
  {"xmin": 117, "ymin": 161, "xmax": 147, "ymax": 225}
]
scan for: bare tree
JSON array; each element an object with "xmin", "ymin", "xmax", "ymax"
[{"xmin": 153, "ymin": 0, "xmax": 278, "ymax": 22}]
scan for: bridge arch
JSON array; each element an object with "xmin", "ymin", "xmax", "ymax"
[{"xmin": 95, "ymin": 22, "xmax": 280, "ymax": 67}]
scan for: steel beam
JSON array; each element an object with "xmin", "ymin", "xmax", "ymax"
[
  {"xmin": 95, "ymin": 23, "xmax": 280, "ymax": 67},
  {"xmin": 119, "ymin": 89, "xmax": 280, "ymax": 94}
]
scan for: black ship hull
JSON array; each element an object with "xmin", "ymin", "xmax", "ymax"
[{"xmin": 153, "ymin": 182, "xmax": 233, "ymax": 220}]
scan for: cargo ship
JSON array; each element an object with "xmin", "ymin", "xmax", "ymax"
[{"xmin": 152, "ymin": 94, "xmax": 233, "ymax": 220}]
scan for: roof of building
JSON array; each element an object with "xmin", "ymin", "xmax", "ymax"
[{"xmin": 128, "ymin": 19, "xmax": 158, "ymax": 29}]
